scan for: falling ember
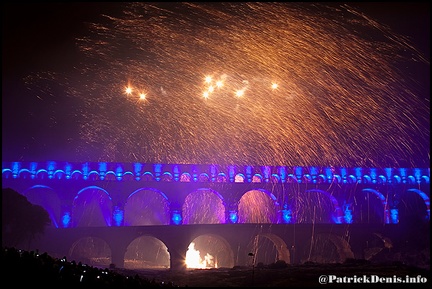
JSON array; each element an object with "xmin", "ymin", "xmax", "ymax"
[
  {"xmin": 23, "ymin": 2, "xmax": 429, "ymax": 167},
  {"xmin": 185, "ymin": 242, "xmax": 216, "ymax": 269}
]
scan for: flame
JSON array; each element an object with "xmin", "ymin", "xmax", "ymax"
[{"xmin": 185, "ymin": 242, "xmax": 217, "ymax": 269}]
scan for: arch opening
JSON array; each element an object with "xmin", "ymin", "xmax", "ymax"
[
  {"xmin": 124, "ymin": 236, "xmax": 170, "ymax": 269},
  {"xmin": 69, "ymin": 237, "xmax": 112, "ymax": 267},
  {"xmin": 186, "ymin": 234, "xmax": 234, "ymax": 269},
  {"xmin": 72, "ymin": 186, "xmax": 113, "ymax": 227},
  {"xmin": 247, "ymin": 233, "xmax": 291, "ymax": 266},
  {"xmin": 238, "ymin": 189, "xmax": 278, "ymax": 223},
  {"xmin": 124, "ymin": 188, "xmax": 170, "ymax": 226},
  {"xmin": 182, "ymin": 189, "xmax": 226, "ymax": 224}
]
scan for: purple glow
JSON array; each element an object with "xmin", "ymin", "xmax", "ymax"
[
  {"xmin": 229, "ymin": 211, "xmax": 238, "ymax": 223},
  {"xmin": 238, "ymin": 190, "xmax": 278, "ymax": 224},
  {"xmin": 73, "ymin": 187, "xmax": 113, "ymax": 227},
  {"xmin": 113, "ymin": 206, "xmax": 124, "ymax": 226},
  {"xmin": 171, "ymin": 211, "xmax": 182, "ymax": 225},
  {"xmin": 406, "ymin": 189, "xmax": 430, "ymax": 221},
  {"xmin": 343, "ymin": 204, "xmax": 353, "ymax": 224},
  {"xmin": 123, "ymin": 188, "xmax": 170, "ymax": 226},
  {"xmin": 390, "ymin": 208, "xmax": 399, "ymax": 224},
  {"xmin": 282, "ymin": 207, "xmax": 292, "ymax": 223},
  {"xmin": 182, "ymin": 189, "xmax": 226, "ymax": 224},
  {"xmin": 173, "ymin": 165, "xmax": 180, "ymax": 181},
  {"xmin": 362, "ymin": 188, "xmax": 390, "ymax": 224},
  {"xmin": 62, "ymin": 212, "xmax": 71, "ymax": 228},
  {"xmin": 295, "ymin": 189, "xmax": 343, "ymax": 224}
]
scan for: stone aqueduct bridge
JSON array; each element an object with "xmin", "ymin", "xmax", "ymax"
[{"xmin": 2, "ymin": 161, "xmax": 430, "ymax": 270}]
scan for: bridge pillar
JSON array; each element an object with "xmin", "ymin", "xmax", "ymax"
[
  {"xmin": 104, "ymin": 227, "xmax": 132, "ymax": 269},
  {"xmin": 236, "ymin": 243, "xmax": 255, "ymax": 266},
  {"xmin": 168, "ymin": 247, "xmax": 188, "ymax": 271},
  {"xmin": 162, "ymin": 227, "xmax": 192, "ymax": 271},
  {"xmin": 348, "ymin": 234, "xmax": 367, "ymax": 260},
  {"xmin": 168, "ymin": 242, "xmax": 189, "ymax": 271},
  {"xmin": 289, "ymin": 245, "xmax": 298, "ymax": 264},
  {"xmin": 111, "ymin": 245, "xmax": 127, "ymax": 268}
]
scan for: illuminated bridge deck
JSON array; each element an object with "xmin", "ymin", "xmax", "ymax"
[
  {"xmin": 2, "ymin": 161, "xmax": 430, "ymax": 226},
  {"xmin": 2, "ymin": 161, "xmax": 430, "ymax": 269}
]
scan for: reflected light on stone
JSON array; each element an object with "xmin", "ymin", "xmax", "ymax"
[
  {"xmin": 229, "ymin": 211, "xmax": 238, "ymax": 223},
  {"xmin": 62, "ymin": 212, "xmax": 71, "ymax": 228},
  {"xmin": 113, "ymin": 206, "xmax": 124, "ymax": 226},
  {"xmin": 391, "ymin": 208, "xmax": 399, "ymax": 224},
  {"xmin": 172, "ymin": 211, "xmax": 182, "ymax": 225}
]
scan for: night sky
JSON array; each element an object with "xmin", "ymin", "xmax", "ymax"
[{"xmin": 2, "ymin": 2, "xmax": 430, "ymax": 168}]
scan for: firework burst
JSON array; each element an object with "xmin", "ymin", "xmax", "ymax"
[{"xmin": 26, "ymin": 2, "xmax": 429, "ymax": 167}]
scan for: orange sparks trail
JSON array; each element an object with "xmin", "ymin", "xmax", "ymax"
[{"xmin": 27, "ymin": 2, "xmax": 429, "ymax": 168}]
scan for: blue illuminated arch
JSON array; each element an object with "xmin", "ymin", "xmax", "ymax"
[
  {"xmin": 407, "ymin": 189, "xmax": 430, "ymax": 220},
  {"xmin": 237, "ymin": 188, "xmax": 280, "ymax": 224},
  {"xmin": 182, "ymin": 188, "xmax": 226, "ymax": 224},
  {"xmin": 305, "ymin": 189, "xmax": 343, "ymax": 223},
  {"xmin": 128, "ymin": 187, "xmax": 169, "ymax": 201},
  {"xmin": 73, "ymin": 186, "xmax": 113, "ymax": 227},
  {"xmin": 362, "ymin": 188, "xmax": 390, "ymax": 224},
  {"xmin": 124, "ymin": 187, "xmax": 171, "ymax": 226},
  {"xmin": 23, "ymin": 185, "xmax": 61, "ymax": 228}
]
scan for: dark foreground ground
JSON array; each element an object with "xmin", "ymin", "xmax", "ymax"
[
  {"xmin": 3, "ymin": 247, "xmax": 430, "ymax": 288},
  {"xmin": 114, "ymin": 262, "xmax": 431, "ymax": 288}
]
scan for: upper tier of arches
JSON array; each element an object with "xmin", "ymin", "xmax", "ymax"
[{"xmin": 2, "ymin": 161, "xmax": 430, "ymax": 185}]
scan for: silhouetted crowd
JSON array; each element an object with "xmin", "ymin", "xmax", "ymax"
[{"xmin": 1, "ymin": 247, "xmax": 179, "ymax": 288}]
